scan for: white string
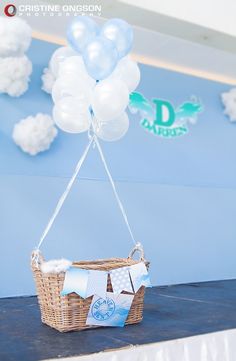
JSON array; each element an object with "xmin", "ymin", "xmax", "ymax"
[
  {"xmin": 36, "ymin": 136, "xmax": 94, "ymax": 250},
  {"xmin": 94, "ymin": 136, "xmax": 137, "ymax": 246},
  {"xmin": 35, "ymin": 133, "xmax": 138, "ymax": 251}
]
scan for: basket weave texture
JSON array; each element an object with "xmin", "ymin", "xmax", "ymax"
[{"xmin": 32, "ymin": 255, "xmax": 147, "ymax": 332}]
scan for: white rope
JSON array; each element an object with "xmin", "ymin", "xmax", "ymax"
[
  {"xmin": 35, "ymin": 133, "xmax": 138, "ymax": 251},
  {"xmin": 36, "ymin": 136, "xmax": 94, "ymax": 250},
  {"xmin": 94, "ymin": 136, "xmax": 137, "ymax": 246}
]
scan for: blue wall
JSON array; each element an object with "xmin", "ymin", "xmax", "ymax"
[{"xmin": 0, "ymin": 39, "xmax": 235, "ymax": 297}]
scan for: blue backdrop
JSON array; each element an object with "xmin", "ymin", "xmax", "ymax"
[{"xmin": 0, "ymin": 39, "xmax": 235, "ymax": 297}]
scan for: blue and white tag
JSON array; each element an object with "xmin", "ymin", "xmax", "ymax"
[{"xmin": 86, "ymin": 292, "xmax": 134, "ymax": 327}]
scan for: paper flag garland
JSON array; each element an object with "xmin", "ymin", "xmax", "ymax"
[
  {"xmin": 129, "ymin": 262, "xmax": 152, "ymax": 292},
  {"xmin": 61, "ymin": 261, "xmax": 151, "ymax": 304},
  {"xmin": 61, "ymin": 267, "xmax": 108, "ymax": 299},
  {"xmin": 61, "ymin": 267, "xmax": 89, "ymax": 298},
  {"xmin": 110, "ymin": 266, "xmax": 133, "ymax": 294},
  {"xmin": 86, "ymin": 270, "xmax": 108, "ymax": 299},
  {"xmin": 86, "ymin": 292, "xmax": 134, "ymax": 327}
]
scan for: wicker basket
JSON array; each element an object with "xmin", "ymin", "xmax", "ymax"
[
  {"xmin": 31, "ymin": 247, "xmax": 148, "ymax": 332},
  {"xmin": 31, "ymin": 136, "xmax": 149, "ymax": 332}
]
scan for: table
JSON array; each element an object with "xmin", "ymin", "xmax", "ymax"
[{"xmin": 1, "ymin": 280, "xmax": 236, "ymax": 361}]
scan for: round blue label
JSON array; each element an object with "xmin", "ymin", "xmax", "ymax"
[{"xmin": 92, "ymin": 297, "xmax": 115, "ymax": 321}]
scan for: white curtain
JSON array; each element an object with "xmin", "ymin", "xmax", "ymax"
[{"xmin": 46, "ymin": 329, "xmax": 236, "ymax": 361}]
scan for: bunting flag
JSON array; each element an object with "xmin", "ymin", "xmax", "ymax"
[
  {"xmin": 61, "ymin": 262, "xmax": 151, "ymax": 304},
  {"xmin": 129, "ymin": 262, "xmax": 152, "ymax": 293},
  {"xmin": 110, "ymin": 266, "xmax": 133, "ymax": 294},
  {"xmin": 61, "ymin": 267, "xmax": 89, "ymax": 298},
  {"xmin": 61, "ymin": 267, "xmax": 108, "ymax": 299},
  {"xmin": 86, "ymin": 270, "xmax": 108, "ymax": 299},
  {"xmin": 86, "ymin": 292, "xmax": 134, "ymax": 327}
]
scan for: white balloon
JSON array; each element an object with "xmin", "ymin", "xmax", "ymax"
[
  {"xmin": 49, "ymin": 46, "xmax": 77, "ymax": 77},
  {"xmin": 92, "ymin": 79, "xmax": 129, "ymax": 122},
  {"xmin": 58, "ymin": 55, "xmax": 84, "ymax": 76},
  {"xmin": 58, "ymin": 56, "xmax": 95, "ymax": 88},
  {"xmin": 52, "ymin": 75, "xmax": 93, "ymax": 105},
  {"xmin": 53, "ymin": 96, "xmax": 91, "ymax": 133},
  {"xmin": 94, "ymin": 112, "xmax": 129, "ymax": 141},
  {"xmin": 110, "ymin": 56, "xmax": 140, "ymax": 92}
]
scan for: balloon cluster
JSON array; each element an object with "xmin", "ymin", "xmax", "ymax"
[{"xmin": 51, "ymin": 17, "xmax": 140, "ymax": 141}]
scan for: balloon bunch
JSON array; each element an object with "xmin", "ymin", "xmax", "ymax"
[{"xmin": 51, "ymin": 17, "xmax": 140, "ymax": 141}]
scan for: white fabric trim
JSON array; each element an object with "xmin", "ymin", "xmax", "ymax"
[{"xmin": 43, "ymin": 328, "xmax": 236, "ymax": 361}]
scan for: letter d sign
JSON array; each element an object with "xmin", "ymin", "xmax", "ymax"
[{"xmin": 153, "ymin": 99, "xmax": 175, "ymax": 127}]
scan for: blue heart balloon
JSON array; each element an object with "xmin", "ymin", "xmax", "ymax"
[
  {"xmin": 100, "ymin": 18, "xmax": 133, "ymax": 59},
  {"xmin": 67, "ymin": 16, "xmax": 99, "ymax": 54},
  {"xmin": 83, "ymin": 36, "xmax": 118, "ymax": 80}
]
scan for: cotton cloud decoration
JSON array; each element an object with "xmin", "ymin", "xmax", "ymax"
[
  {"xmin": 12, "ymin": 113, "xmax": 58, "ymax": 156},
  {"xmin": 41, "ymin": 259, "xmax": 72, "ymax": 274},
  {"xmin": 0, "ymin": 56, "xmax": 32, "ymax": 96},
  {"xmin": 41, "ymin": 46, "xmax": 77, "ymax": 94},
  {"xmin": 0, "ymin": 17, "xmax": 32, "ymax": 97},
  {"xmin": 0, "ymin": 17, "xmax": 31, "ymax": 57},
  {"xmin": 41, "ymin": 67, "xmax": 56, "ymax": 94},
  {"xmin": 221, "ymin": 88, "xmax": 236, "ymax": 122}
]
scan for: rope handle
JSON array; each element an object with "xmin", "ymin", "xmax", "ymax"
[
  {"xmin": 128, "ymin": 242, "xmax": 145, "ymax": 262},
  {"xmin": 31, "ymin": 250, "xmax": 44, "ymax": 269}
]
